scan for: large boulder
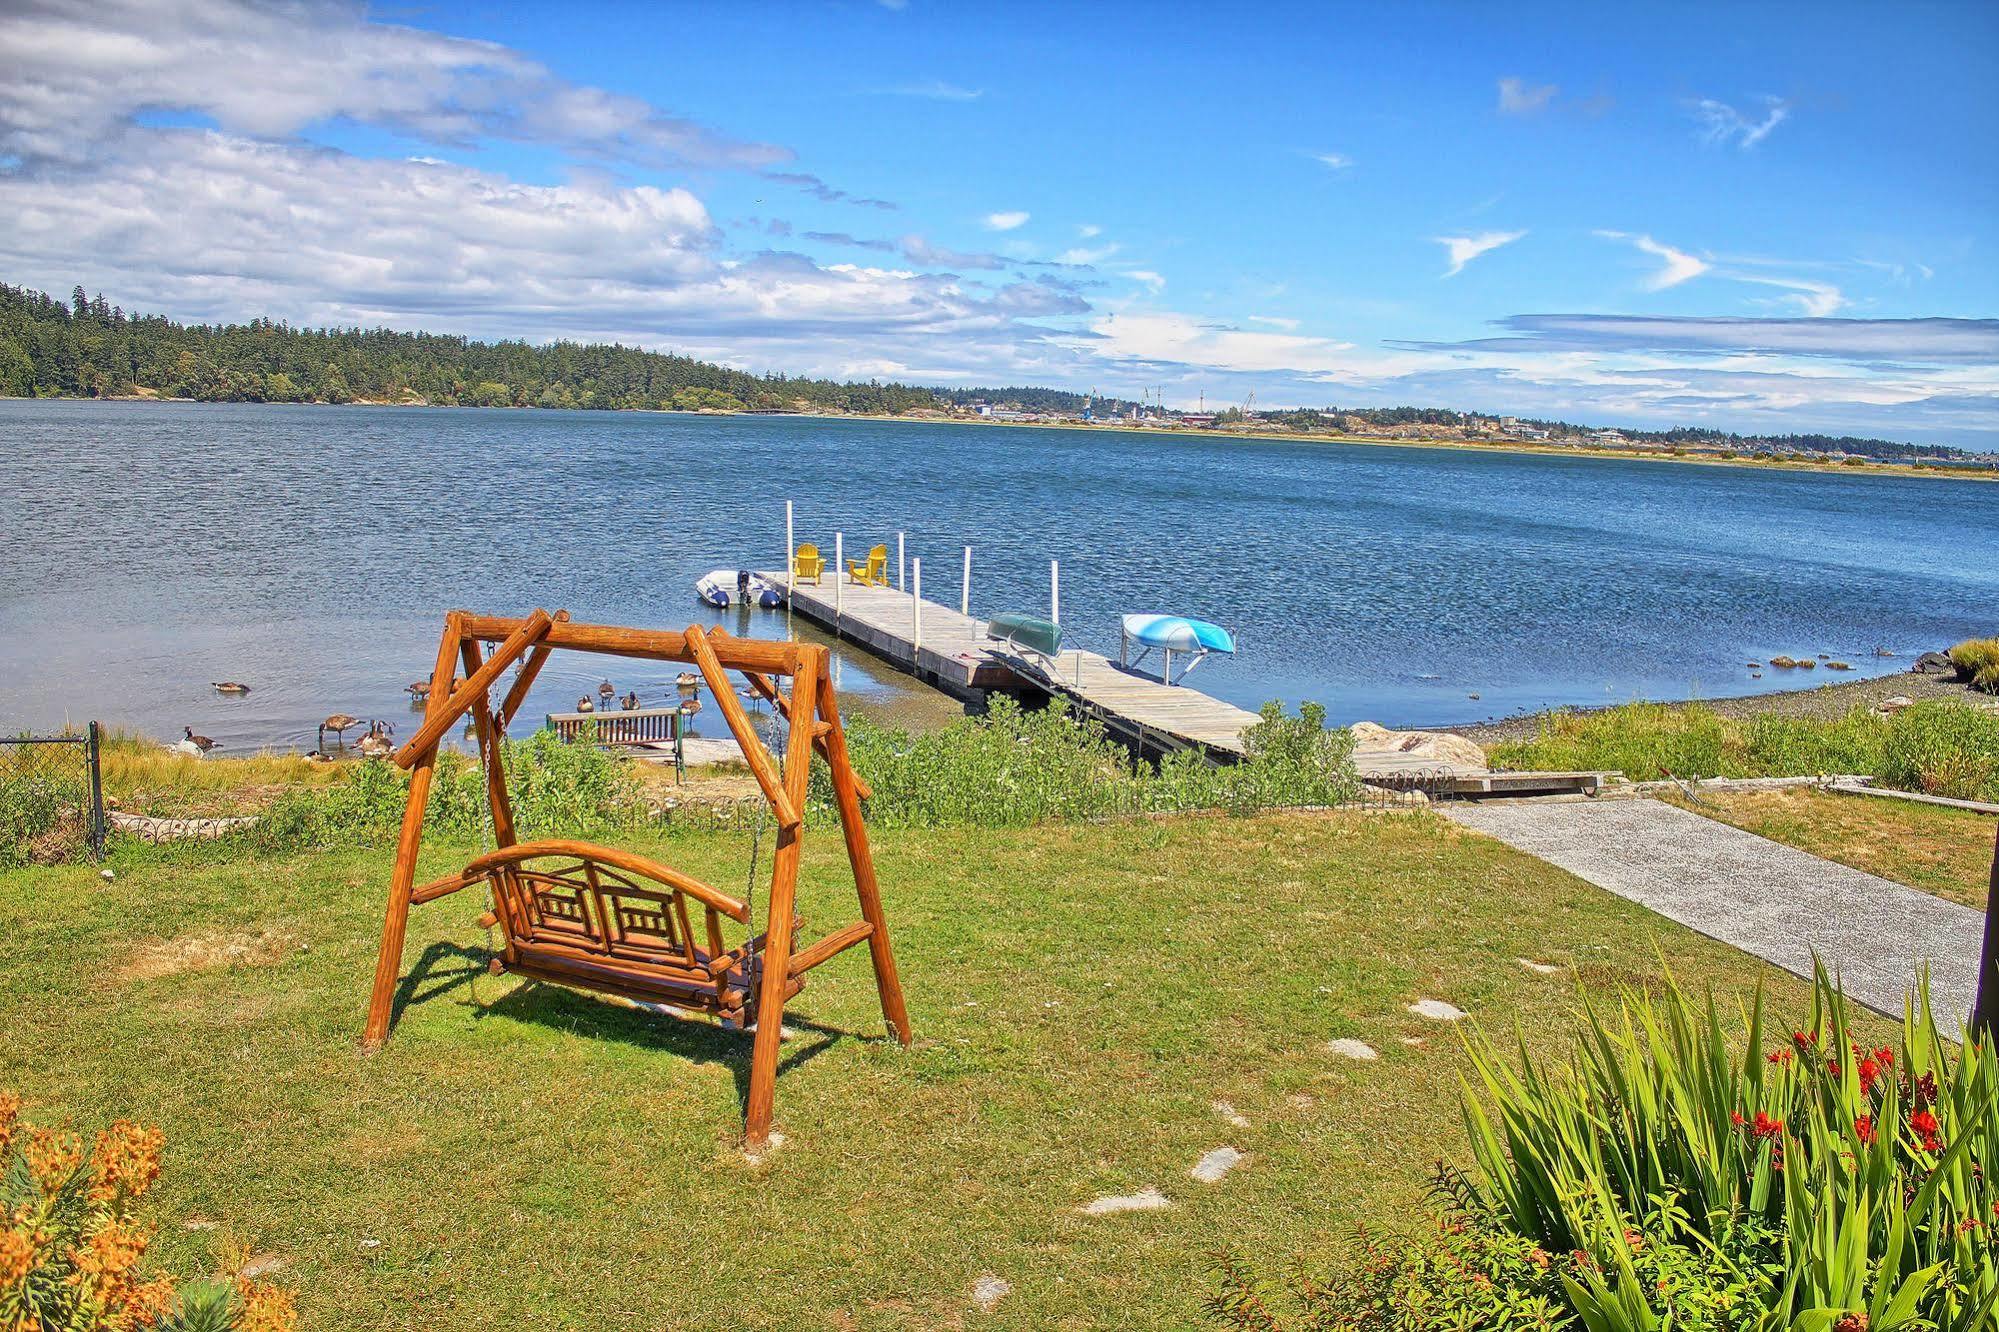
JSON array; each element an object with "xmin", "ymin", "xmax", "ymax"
[
  {"xmin": 1912, "ymin": 650, "xmax": 1954, "ymax": 675},
  {"xmin": 1349, "ymin": 722, "xmax": 1488, "ymax": 771}
]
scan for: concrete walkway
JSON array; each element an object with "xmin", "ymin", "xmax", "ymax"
[{"xmin": 1444, "ymin": 798, "xmax": 1983, "ymax": 1027}]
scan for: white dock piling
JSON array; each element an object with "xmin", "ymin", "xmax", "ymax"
[
  {"xmin": 1050, "ymin": 559, "xmax": 1060, "ymax": 625},
  {"xmin": 897, "ymin": 532, "xmax": 906, "ymax": 593},
  {"xmin": 961, "ymin": 545, "xmax": 972, "ymax": 617},
  {"xmin": 785, "ymin": 500, "xmax": 794, "ymax": 595},
  {"xmin": 912, "ymin": 558, "xmax": 923, "ymax": 652}
]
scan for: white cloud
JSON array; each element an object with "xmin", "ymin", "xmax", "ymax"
[
  {"xmin": 1596, "ymin": 231, "xmax": 1711, "ymax": 290},
  {"xmin": 1077, "ymin": 223, "xmax": 1102, "ymax": 238},
  {"xmin": 1125, "ymin": 270, "xmax": 1166, "ymax": 291},
  {"xmin": 1055, "ymin": 243, "xmax": 1121, "ymax": 266},
  {"xmin": 1728, "ymin": 274, "xmax": 1846, "ymax": 317},
  {"xmin": 0, "ymin": 0, "xmax": 787, "ymax": 170},
  {"xmin": 1691, "ymin": 96, "xmax": 1790, "ymax": 149},
  {"xmin": 1248, "ymin": 316, "xmax": 1300, "ymax": 331},
  {"xmin": 1434, "ymin": 231, "xmax": 1525, "ymax": 277},
  {"xmin": 984, "ymin": 211, "xmax": 1030, "ymax": 231},
  {"xmin": 1496, "ymin": 77, "xmax": 1557, "ymax": 115},
  {"xmin": 875, "ymin": 79, "xmax": 982, "ymax": 101},
  {"xmin": 1313, "ymin": 151, "xmax": 1353, "ymax": 170}
]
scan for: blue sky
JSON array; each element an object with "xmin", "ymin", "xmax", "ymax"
[{"xmin": 2, "ymin": 1, "xmax": 1995, "ymax": 444}]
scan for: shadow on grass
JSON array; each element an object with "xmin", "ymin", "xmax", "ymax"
[{"xmin": 388, "ymin": 938, "xmax": 855, "ymax": 1115}]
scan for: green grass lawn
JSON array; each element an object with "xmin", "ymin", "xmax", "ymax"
[
  {"xmin": 1664, "ymin": 787, "xmax": 1997, "ymax": 909},
  {"xmin": 0, "ymin": 812, "xmax": 1854, "ymax": 1330}
]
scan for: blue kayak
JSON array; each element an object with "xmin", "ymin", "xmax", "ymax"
[{"xmin": 1119, "ymin": 614, "xmax": 1235, "ymax": 655}]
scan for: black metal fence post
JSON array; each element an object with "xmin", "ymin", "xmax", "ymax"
[{"xmin": 87, "ymin": 720, "xmax": 106, "ymax": 859}]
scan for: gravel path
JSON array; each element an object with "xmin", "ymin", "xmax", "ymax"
[
  {"xmin": 1444, "ymin": 797, "xmax": 1983, "ymax": 1026},
  {"xmin": 1451, "ymin": 669, "xmax": 1990, "ymax": 747}
]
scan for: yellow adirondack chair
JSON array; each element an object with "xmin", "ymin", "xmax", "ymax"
[
  {"xmin": 847, "ymin": 543, "xmax": 888, "ymax": 586},
  {"xmin": 792, "ymin": 543, "xmax": 825, "ymax": 585}
]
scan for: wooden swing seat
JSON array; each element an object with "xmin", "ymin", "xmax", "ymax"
[{"xmin": 414, "ymin": 839, "xmax": 820, "ymax": 1020}]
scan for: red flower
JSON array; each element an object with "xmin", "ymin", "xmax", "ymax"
[
  {"xmin": 1858, "ymin": 1058, "xmax": 1881, "ymax": 1091},
  {"xmin": 1910, "ymin": 1110, "xmax": 1939, "ymax": 1135},
  {"xmin": 1855, "ymin": 1115, "xmax": 1876, "ymax": 1145},
  {"xmin": 1828, "ymin": 1059, "xmax": 1842, "ymax": 1079},
  {"xmin": 1752, "ymin": 1111, "xmax": 1784, "ymax": 1141},
  {"xmin": 1873, "ymin": 1047, "xmax": 1895, "ymax": 1069},
  {"xmin": 1793, "ymin": 1030, "xmax": 1819, "ymax": 1049},
  {"xmin": 1730, "ymin": 1110, "xmax": 1747, "ymax": 1128},
  {"xmin": 1767, "ymin": 1048, "xmax": 1793, "ymax": 1065}
]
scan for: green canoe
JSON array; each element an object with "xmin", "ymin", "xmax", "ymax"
[{"xmin": 984, "ymin": 611, "xmax": 1062, "ymax": 657}]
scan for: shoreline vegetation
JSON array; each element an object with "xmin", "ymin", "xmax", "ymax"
[{"xmin": 6, "ymin": 280, "xmax": 1994, "ymax": 483}]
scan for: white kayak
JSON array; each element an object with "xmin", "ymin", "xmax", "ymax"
[
  {"xmin": 695, "ymin": 569, "xmax": 784, "ymax": 609},
  {"xmin": 1119, "ymin": 614, "xmax": 1236, "ymax": 655},
  {"xmin": 1119, "ymin": 614, "xmax": 1235, "ymax": 685}
]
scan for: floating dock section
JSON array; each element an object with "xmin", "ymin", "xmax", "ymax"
[{"xmin": 765, "ymin": 571, "xmax": 1604, "ymax": 797}]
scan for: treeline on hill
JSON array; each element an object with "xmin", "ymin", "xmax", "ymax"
[
  {"xmin": 0, "ymin": 282, "xmax": 939, "ymax": 414},
  {"xmin": 0, "ymin": 281, "xmax": 1966, "ymax": 458}
]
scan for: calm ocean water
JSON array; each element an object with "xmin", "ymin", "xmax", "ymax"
[{"xmin": 3, "ymin": 400, "xmax": 1995, "ymax": 750}]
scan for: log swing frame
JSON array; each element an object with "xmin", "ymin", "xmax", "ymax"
[{"xmin": 360, "ymin": 608, "xmax": 912, "ymax": 1147}]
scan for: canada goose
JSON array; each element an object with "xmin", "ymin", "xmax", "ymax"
[
  {"xmin": 183, "ymin": 726, "xmax": 219, "ymax": 753},
  {"xmin": 678, "ymin": 697, "xmax": 702, "ymax": 717},
  {"xmin": 598, "ymin": 679, "xmax": 616, "ymax": 699},
  {"xmin": 676, "ymin": 672, "xmax": 699, "ymax": 690},
  {"xmin": 406, "ymin": 681, "xmax": 431, "ymax": 700},
  {"xmin": 304, "ymin": 749, "xmax": 335, "ymax": 764},
  {"xmin": 357, "ymin": 722, "xmax": 394, "ymax": 759},
  {"xmin": 319, "ymin": 713, "xmax": 363, "ymax": 746},
  {"xmin": 576, "ymin": 695, "xmax": 595, "ymax": 713},
  {"xmin": 211, "ymin": 681, "xmax": 251, "ymax": 695},
  {"xmin": 620, "ymin": 690, "xmax": 639, "ymax": 711}
]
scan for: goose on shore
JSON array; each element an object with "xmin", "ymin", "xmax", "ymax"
[
  {"xmin": 211, "ymin": 681, "xmax": 251, "ymax": 695},
  {"xmin": 597, "ymin": 679, "xmax": 616, "ymax": 699},
  {"xmin": 576, "ymin": 695, "xmax": 595, "ymax": 713},
  {"xmin": 319, "ymin": 713, "xmax": 363, "ymax": 746},
  {"xmin": 620, "ymin": 690, "xmax": 639, "ymax": 711},
  {"xmin": 356, "ymin": 721, "xmax": 394, "ymax": 759},
  {"xmin": 183, "ymin": 726, "xmax": 219, "ymax": 753}
]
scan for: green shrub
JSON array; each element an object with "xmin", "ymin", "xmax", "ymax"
[
  {"xmin": 1488, "ymin": 703, "xmax": 1742, "ymax": 781},
  {"xmin": 1212, "ymin": 969, "xmax": 1999, "ymax": 1331},
  {"xmin": 1491, "ymin": 700, "xmax": 1996, "ymax": 797},
  {"xmin": 814, "ymin": 695, "xmax": 1359, "ymax": 829},
  {"xmin": 247, "ymin": 726, "xmax": 646, "ymax": 852},
  {"xmin": 1744, "ymin": 707, "xmax": 1886, "ymax": 776},
  {"xmin": 1948, "ymin": 638, "xmax": 1999, "ymax": 693},
  {"xmin": 1876, "ymin": 702, "xmax": 1999, "ymax": 801},
  {"xmin": 1461, "ymin": 967, "xmax": 1997, "ymax": 1331}
]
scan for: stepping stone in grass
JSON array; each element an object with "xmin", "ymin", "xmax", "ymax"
[
  {"xmin": 1285, "ymin": 1092, "xmax": 1316, "ymax": 1111},
  {"xmin": 970, "ymin": 1274, "xmax": 1012, "ymax": 1312},
  {"xmin": 1518, "ymin": 958, "xmax": 1560, "ymax": 975},
  {"xmin": 1325, "ymin": 1038, "xmax": 1378, "ymax": 1061},
  {"xmin": 1211, "ymin": 1099, "xmax": 1251, "ymax": 1129},
  {"xmin": 742, "ymin": 1130, "xmax": 788, "ymax": 1164},
  {"xmin": 1082, "ymin": 1187, "xmax": 1172, "ymax": 1216},
  {"xmin": 1408, "ymin": 999, "xmax": 1467, "ymax": 1021},
  {"xmin": 1191, "ymin": 1147, "xmax": 1246, "ymax": 1184},
  {"xmin": 1400, "ymin": 1036, "xmax": 1427, "ymax": 1048}
]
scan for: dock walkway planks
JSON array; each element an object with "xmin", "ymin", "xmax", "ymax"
[{"xmin": 765, "ymin": 570, "xmax": 1606, "ymax": 794}]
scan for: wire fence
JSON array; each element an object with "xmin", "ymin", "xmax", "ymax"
[{"xmin": 1, "ymin": 723, "xmax": 106, "ymax": 864}]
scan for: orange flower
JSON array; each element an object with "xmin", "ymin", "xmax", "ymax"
[
  {"xmin": 22, "ymin": 1126, "xmax": 83, "ymax": 1195},
  {"xmin": 107, "ymin": 1274, "xmax": 179, "ymax": 1332},
  {"xmin": 237, "ymin": 1277, "xmax": 301, "ymax": 1332},
  {"xmin": 0, "ymin": 1091, "xmax": 21, "ymax": 1154},
  {"xmin": 89, "ymin": 1120, "xmax": 164, "ymax": 1205},
  {"xmin": 0, "ymin": 1224, "xmax": 37, "ymax": 1287}
]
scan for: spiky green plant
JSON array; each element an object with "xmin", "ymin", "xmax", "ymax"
[{"xmin": 1460, "ymin": 966, "xmax": 1998, "ymax": 1331}]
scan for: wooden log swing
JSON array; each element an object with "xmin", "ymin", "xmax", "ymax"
[{"xmin": 361, "ymin": 609, "xmax": 912, "ymax": 1147}]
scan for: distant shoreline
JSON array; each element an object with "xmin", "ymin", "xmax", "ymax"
[{"xmin": 10, "ymin": 391, "xmax": 1995, "ymax": 484}]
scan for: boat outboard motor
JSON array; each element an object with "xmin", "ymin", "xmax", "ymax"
[{"xmin": 736, "ymin": 569, "xmax": 752, "ymax": 601}]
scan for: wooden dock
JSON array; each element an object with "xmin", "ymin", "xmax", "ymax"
[{"xmin": 766, "ymin": 571, "xmax": 1605, "ymax": 796}]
